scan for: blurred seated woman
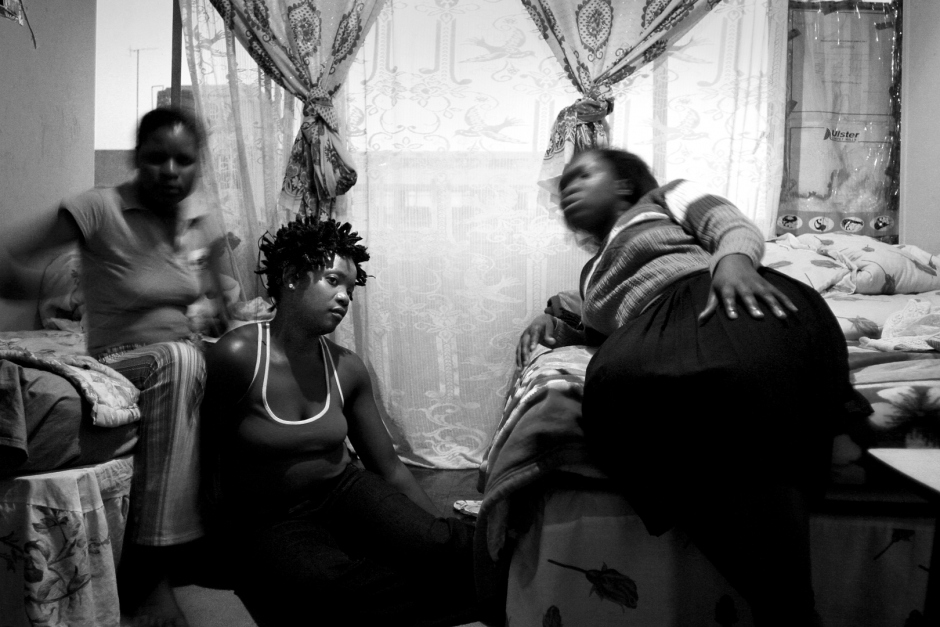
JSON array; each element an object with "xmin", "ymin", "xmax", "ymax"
[
  {"xmin": 516, "ymin": 148, "xmax": 870, "ymax": 627},
  {"xmin": 0, "ymin": 106, "xmax": 229, "ymax": 627},
  {"xmin": 202, "ymin": 216, "xmax": 477, "ymax": 627}
]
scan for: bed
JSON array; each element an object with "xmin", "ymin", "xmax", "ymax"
[
  {"xmin": 0, "ymin": 327, "xmax": 140, "ymax": 627},
  {"xmin": 475, "ymin": 233, "xmax": 940, "ymax": 627}
]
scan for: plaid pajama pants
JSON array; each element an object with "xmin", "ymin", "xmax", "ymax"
[{"xmin": 98, "ymin": 339, "xmax": 206, "ymax": 546}]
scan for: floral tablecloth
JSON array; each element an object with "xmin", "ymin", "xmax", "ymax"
[{"xmin": 0, "ymin": 456, "xmax": 134, "ymax": 627}]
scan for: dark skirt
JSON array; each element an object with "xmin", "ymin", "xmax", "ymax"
[{"xmin": 581, "ymin": 268, "xmax": 868, "ymax": 536}]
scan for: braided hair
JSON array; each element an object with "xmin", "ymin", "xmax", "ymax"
[{"xmin": 257, "ymin": 215, "xmax": 370, "ymax": 305}]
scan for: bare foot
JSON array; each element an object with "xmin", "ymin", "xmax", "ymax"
[{"xmin": 122, "ymin": 577, "xmax": 189, "ymax": 627}]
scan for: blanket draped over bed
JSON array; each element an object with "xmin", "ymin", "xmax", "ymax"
[
  {"xmin": 0, "ymin": 349, "xmax": 140, "ymax": 427},
  {"xmin": 478, "ymin": 339, "xmax": 940, "ymax": 559},
  {"xmin": 0, "ymin": 348, "xmax": 140, "ymax": 473},
  {"xmin": 478, "ymin": 345, "xmax": 599, "ymax": 560}
]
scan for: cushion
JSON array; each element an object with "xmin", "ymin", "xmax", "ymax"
[
  {"xmin": 37, "ymin": 249, "xmax": 85, "ymax": 331},
  {"xmin": 761, "ymin": 234, "xmax": 854, "ymax": 293},
  {"xmin": 797, "ymin": 233, "xmax": 940, "ymax": 295}
]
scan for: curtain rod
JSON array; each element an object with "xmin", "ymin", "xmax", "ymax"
[{"xmin": 171, "ymin": 0, "xmax": 182, "ymax": 107}]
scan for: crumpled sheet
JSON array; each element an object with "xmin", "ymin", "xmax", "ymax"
[{"xmin": 859, "ymin": 299, "xmax": 940, "ymax": 352}]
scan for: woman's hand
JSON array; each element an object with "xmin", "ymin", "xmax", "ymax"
[
  {"xmin": 516, "ymin": 313, "xmax": 557, "ymax": 367},
  {"xmin": 698, "ymin": 254, "xmax": 798, "ymax": 323}
]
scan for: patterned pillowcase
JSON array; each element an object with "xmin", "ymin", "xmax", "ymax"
[
  {"xmin": 37, "ymin": 249, "xmax": 85, "ymax": 331},
  {"xmin": 797, "ymin": 233, "xmax": 940, "ymax": 295},
  {"xmin": 761, "ymin": 234, "xmax": 854, "ymax": 293}
]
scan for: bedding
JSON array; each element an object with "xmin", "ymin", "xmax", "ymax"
[
  {"xmin": 797, "ymin": 233, "xmax": 940, "ymax": 295},
  {"xmin": 477, "ymin": 338, "xmax": 939, "ymax": 626},
  {"xmin": 477, "ymin": 234, "xmax": 940, "ymax": 626},
  {"xmin": 0, "ymin": 330, "xmax": 139, "ymax": 476}
]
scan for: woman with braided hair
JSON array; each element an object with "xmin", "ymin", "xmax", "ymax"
[{"xmin": 202, "ymin": 216, "xmax": 478, "ymax": 627}]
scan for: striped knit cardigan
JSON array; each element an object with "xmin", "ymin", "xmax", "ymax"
[{"xmin": 578, "ymin": 179, "xmax": 765, "ymax": 338}]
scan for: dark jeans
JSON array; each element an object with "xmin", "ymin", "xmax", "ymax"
[{"xmin": 233, "ymin": 463, "xmax": 478, "ymax": 627}]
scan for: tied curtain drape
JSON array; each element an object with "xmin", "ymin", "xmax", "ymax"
[
  {"xmin": 523, "ymin": 0, "xmax": 722, "ymax": 191},
  {"xmin": 181, "ymin": 0, "xmax": 787, "ymax": 468},
  {"xmin": 208, "ymin": 0, "xmax": 385, "ymax": 218}
]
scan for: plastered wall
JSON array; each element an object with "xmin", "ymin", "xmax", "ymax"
[
  {"xmin": 899, "ymin": 0, "xmax": 940, "ymax": 253},
  {"xmin": 0, "ymin": 0, "xmax": 97, "ymax": 331}
]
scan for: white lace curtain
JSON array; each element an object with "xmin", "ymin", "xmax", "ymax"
[{"xmin": 183, "ymin": 0, "xmax": 787, "ymax": 468}]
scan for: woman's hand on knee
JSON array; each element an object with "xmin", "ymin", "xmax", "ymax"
[{"xmin": 699, "ymin": 254, "xmax": 798, "ymax": 323}]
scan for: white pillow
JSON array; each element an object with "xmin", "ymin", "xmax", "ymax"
[
  {"xmin": 761, "ymin": 234, "xmax": 853, "ymax": 293},
  {"xmin": 798, "ymin": 233, "xmax": 940, "ymax": 294}
]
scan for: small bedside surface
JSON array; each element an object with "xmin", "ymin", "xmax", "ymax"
[{"xmin": 868, "ymin": 448, "xmax": 940, "ymax": 494}]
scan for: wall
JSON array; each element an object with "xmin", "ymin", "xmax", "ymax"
[
  {"xmin": 899, "ymin": 0, "xmax": 940, "ymax": 253},
  {"xmin": 0, "ymin": 0, "xmax": 97, "ymax": 330}
]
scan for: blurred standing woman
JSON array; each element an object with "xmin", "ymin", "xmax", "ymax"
[
  {"xmin": 517, "ymin": 148, "xmax": 870, "ymax": 627},
  {"xmin": 1, "ymin": 107, "xmax": 229, "ymax": 627}
]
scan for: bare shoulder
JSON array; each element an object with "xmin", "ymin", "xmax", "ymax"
[
  {"xmin": 205, "ymin": 323, "xmax": 261, "ymax": 394},
  {"xmin": 323, "ymin": 337, "xmax": 371, "ymax": 387}
]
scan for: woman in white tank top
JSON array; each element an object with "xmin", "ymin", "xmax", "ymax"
[{"xmin": 203, "ymin": 216, "xmax": 478, "ymax": 627}]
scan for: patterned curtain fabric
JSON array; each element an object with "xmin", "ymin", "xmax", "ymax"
[
  {"xmin": 209, "ymin": 0, "xmax": 386, "ymax": 218},
  {"xmin": 523, "ymin": 0, "xmax": 722, "ymax": 191},
  {"xmin": 180, "ymin": 0, "xmax": 786, "ymax": 468}
]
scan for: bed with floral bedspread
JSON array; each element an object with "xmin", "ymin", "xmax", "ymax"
[{"xmin": 476, "ymin": 233, "xmax": 940, "ymax": 627}]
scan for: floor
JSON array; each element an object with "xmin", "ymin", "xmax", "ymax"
[{"xmin": 170, "ymin": 467, "xmax": 486, "ymax": 627}]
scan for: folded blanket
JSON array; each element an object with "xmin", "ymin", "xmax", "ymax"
[{"xmin": 0, "ymin": 349, "xmax": 140, "ymax": 427}]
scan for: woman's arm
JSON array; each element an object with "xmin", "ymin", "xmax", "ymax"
[
  {"xmin": 204, "ymin": 237, "xmax": 234, "ymax": 332},
  {"xmin": 338, "ymin": 345, "xmax": 441, "ymax": 516},
  {"xmin": 661, "ymin": 180, "xmax": 765, "ymax": 271},
  {"xmin": 201, "ymin": 328, "xmax": 257, "ymax": 511},
  {"xmin": 0, "ymin": 208, "xmax": 83, "ymax": 299},
  {"xmin": 657, "ymin": 181, "xmax": 797, "ymax": 322}
]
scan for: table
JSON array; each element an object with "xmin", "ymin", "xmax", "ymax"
[
  {"xmin": 868, "ymin": 448, "xmax": 940, "ymax": 622},
  {"xmin": 0, "ymin": 457, "xmax": 134, "ymax": 627}
]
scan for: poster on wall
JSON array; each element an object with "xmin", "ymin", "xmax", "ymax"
[{"xmin": 777, "ymin": 1, "xmax": 901, "ymax": 243}]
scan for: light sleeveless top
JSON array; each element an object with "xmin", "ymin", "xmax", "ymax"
[
  {"xmin": 223, "ymin": 322, "xmax": 352, "ymax": 505},
  {"xmin": 248, "ymin": 321, "xmax": 346, "ymax": 422}
]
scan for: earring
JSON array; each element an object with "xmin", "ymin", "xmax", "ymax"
[{"xmin": 287, "ymin": 283, "xmax": 295, "ymax": 290}]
